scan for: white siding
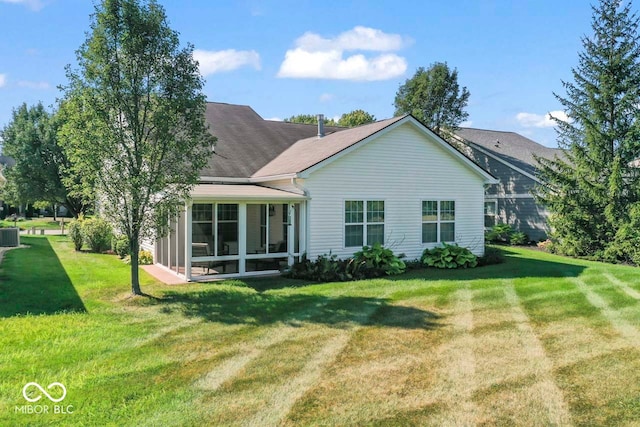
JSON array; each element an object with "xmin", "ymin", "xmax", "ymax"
[
  {"xmin": 261, "ymin": 178, "xmax": 303, "ymax": 194},
  {"xmin": 304, "ymin": 122, "xmax": 486, "ymax": 260}
]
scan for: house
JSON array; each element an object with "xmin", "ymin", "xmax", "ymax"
[
  {"xmin": 149, "ymin": 102, "xmax": 497, "ymax": 281},
  {"xmin": 454, "ymin": 128, "xmax": 561, "ymax": 241}
]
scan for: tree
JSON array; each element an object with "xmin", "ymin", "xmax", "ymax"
[
  {"xmin": 337, "ymin": 109, "xmax": 376, "ymax": 127},
  {"xmin": 0, "ymin": 103, "xmax": 88, "ymax": 217},
  {"xmin": 535, "ymin": 0, "xmax": 640, "ymax": 259},
  {"xmin": 60, "ymin": 0, "xmax": 215, "ymax": 295},
  {"xmin": 394, "ymin": 62, "xmax": 470, "ymax": 137},
  {"xmin": 284, "ymin": 114, "xmax": 337, "ymax": 125}
]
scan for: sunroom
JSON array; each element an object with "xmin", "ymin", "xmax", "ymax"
[{"xmin": 154, "ymin": 184, "xmax": 306, "ymax": 281}]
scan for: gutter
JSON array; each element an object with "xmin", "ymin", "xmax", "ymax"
[{"xmin": 199, "ymin": 173, "xmax": 298, "ymax": 184}]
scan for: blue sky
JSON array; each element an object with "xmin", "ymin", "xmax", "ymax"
[{"xmin": 0, "ymin": 0, "xmax": 606, "ymax": 147}]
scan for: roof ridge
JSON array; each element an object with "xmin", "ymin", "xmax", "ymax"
[{"xmin": 458, "ymin": 127, "xmax": 519, "ymax": 135}]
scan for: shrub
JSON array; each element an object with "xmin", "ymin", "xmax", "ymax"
[
  {"xmin": 486, "ymin": 223, "xmax": 513, "ymax": 243},
  {"xmin": 509, "ymin": 231, "xmax": 528, "ymax": 246},
  {"xmin": 124, "ymin": 250, "xmax": 154, "ymax": 265},
  {"xmin": 421, "ymin": 243, "xmax": 478, "ymax": 269},
  {"xmin": 139, "ymin": 250, "xmax": 153, "ymax": 265},
  {"xmin": 285, "ymin": 245, "xmax": 406, "ymax": 282},
  {"xmin": 112, "ymin": 234, "xmax": 130, "ymax": 258},
  {"xmin": 353, "ymin": 242, "xmax": 406, "ymax": 277},
  {"xmin": 284, "ymin": 253, "xmax": 353, "ymax": 282},
  {"xmin": 81, "ymin": 217, "xmax": 113, "ymax": 253},
  {"xmin": 537, "ymin": 239, "xmax": 554, "ymax": 252},
  {"xmin": 477, "ymin": 246, "xmax": 505, "ymax": 266},
  {"xmin": 67, "ymin": 218, "xmax": 84, "ymax": 251}
]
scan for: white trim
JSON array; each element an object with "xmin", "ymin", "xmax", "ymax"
[
  {"xmin": 199, "ymin": 173, "xmax": 298, "ymax": 183},
  {"xmin": 191, "ymin": 184, "xmax": 307, "ymax": 201},
  {"xmin": 466, "ymin": 142, "xmax": 542, "ymax": 184},
  {"xmin": 343, "ymin": 199, "xmax": 386, "ymax": 249},
  {"xmin": 238, "ymin": 203, "xmax": 247, "ymax": 274},
  {"xmin": 486, "ymin": 193, "xmax": 535, "ymax": 199},
  {"xmin": 421, "ymin": 199, "xmax": 457, "ymax": 245},
  {"xmin": 185, "ymin": 202, "xmax": 192, "ymax": 281}
]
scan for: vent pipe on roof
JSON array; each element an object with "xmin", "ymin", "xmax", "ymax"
[{"xmin": 317, "ymin": 114, "xmax": 325, "ymax": 138}]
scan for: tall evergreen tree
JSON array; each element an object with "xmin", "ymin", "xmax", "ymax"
[{"xmin": 536, "ymin": 0, "xmax": 640, "ymax": 258}]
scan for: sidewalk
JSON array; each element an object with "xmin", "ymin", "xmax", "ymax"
[{"xmin": 141, "ymin": 264, "xmax": 188, "ymax": 285}]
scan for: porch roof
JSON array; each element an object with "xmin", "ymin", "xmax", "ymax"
[{"xmin": 191, "ymin": 184, "xmax": 306, "ymax": 200}]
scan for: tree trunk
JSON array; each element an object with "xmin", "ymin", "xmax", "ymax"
[
  {"xmin": 53, "ymin": 204, "xmax": 57, "ymax": 222},
  {"xmin": 130, "ymin": 233, "xmax": 142, "ymax": 295}
]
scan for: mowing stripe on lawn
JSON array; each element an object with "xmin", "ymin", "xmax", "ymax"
[
  {"xmin": 245, "ymin": 330, "xmax": 352, "ymax": 427},
  {"xmin": 503, "ymin": 283, "xmax": 573, "ymax": 426},
  {"xmin": 195, "ymin": 287, "xmax": 356, "ymax": 392},
  {"xmin": 436, "ymin": 285, "xmax": 479, "ymax": 426},
  {"xmin": 570, "ymin": 277, "xmax": 640, "ymax": 346},
  {"xmin": 195, "ymin": 324, "xmax": 318, "ymax": 391},
  {"xmin": 245, "ymin": 289, "xmax": 392, "ymax": 426},
  {"xmin": 603, "ymin": 272, "xmax": 640, "ymax": 301}
]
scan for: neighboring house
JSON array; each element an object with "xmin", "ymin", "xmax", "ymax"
[
  {"xmin": 150, "ymin": 102, "xmax": 497, "ymax": 281},
  {"xmin": 454, "ymin": 128, "xmax": 560, "ymax": 241}
]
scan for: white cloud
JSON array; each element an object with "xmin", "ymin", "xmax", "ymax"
[
  {"xmin": 277, "ymin": 26, "xmax": 409, "ymax": 81},
  {"xmin": 18, "ymin": 80, "xmax": 50, "ymax": 89},
  {"xmin": 516, "ymin": 110, "xmax": 569, "ymax": 128},
  {"xmin": 265, "ymin": 117, "xmax": 283, "ymax": 121},
  {"xmin": 193, "ymin": 49, "xmax": 261, "ymax": 76},
  {"xmin": 0, "ymin": 74, "xmax": 6, "ymax": 88},
  {"xmin": 0, "ymin": 0, "xmax": 45, "ymax": 11},
  {"xmin": 319, "ymin": 93, "xmax": 334, "ymax": 102},
  {"xmin": 296, "ymin": 26, "xmax": 409, "ymax": 52}
]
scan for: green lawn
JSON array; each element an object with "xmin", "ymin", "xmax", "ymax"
[
  {"xmin": 1, "ymin": 217, "xmax": 69, "ymax": 230},
  {"xmin": 2, "ymin": 236, "xmax": 640, "ymax": 425}
]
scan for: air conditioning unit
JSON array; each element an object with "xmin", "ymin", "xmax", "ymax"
[{"xmin": 0, "ymin": 228, "xmax": 20, "ymax": 247}]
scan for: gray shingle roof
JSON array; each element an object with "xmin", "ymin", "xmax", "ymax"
[
  {"xmin": 200, "ymin": 102, "xmax": 343, "ymax": 178},
  {"xmin": 253, "ymin": 116, "xmax": 406, "ymax": 177},
  {"xmin": 455, "ymin": 128, "xmax": 560, "ymax": 176}
]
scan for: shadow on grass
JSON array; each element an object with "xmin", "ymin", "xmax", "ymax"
[
  {"xmin": 391, "ymin": 247, "xmax": 587, "ymax": 282},
  {"xmin": 158, "ymin": 288, "xmax": 441, "ymax": 330},
  {"xmin": 0, "ymin": 236, "xmax": 86, "ymax": 317}
]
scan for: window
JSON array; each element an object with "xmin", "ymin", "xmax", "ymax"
[
  {"xmin": 191, "ymin": 203, "xmax": 238, "ymax": 256},
  {"xmin": 422, "ymin": 200, "xmax": 455, "ymax": 243},
  {"xmin": 345, "ymin": 200, "xmax": 384, "ymax": 247},
  {"xmin": 246, "ymin": 203, "xmax": 289, "ymax": 254},
  {"xmin": 484, "ymin": 201, "xmax": 497, "ymax": 228}
]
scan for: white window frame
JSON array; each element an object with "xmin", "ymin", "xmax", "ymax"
[
  {"xmin": 484, "ymin": 199, "xmax": 498, "ymax": 229},
  {"xmin": 344, "ymin": 200, "xmax": 385, "ymax": 248},
  {"xmin": 421, "ymin": 200, "xmax": 456, "ymax": 244}
]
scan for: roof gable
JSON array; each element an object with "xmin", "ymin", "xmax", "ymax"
[
  {"xmin": 252, "ymin": 116, "xmax": 405, "ymax": 177},
  {"xmin": 254, "ymin": 115, "xmax": 497, "ymax": 183}
]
